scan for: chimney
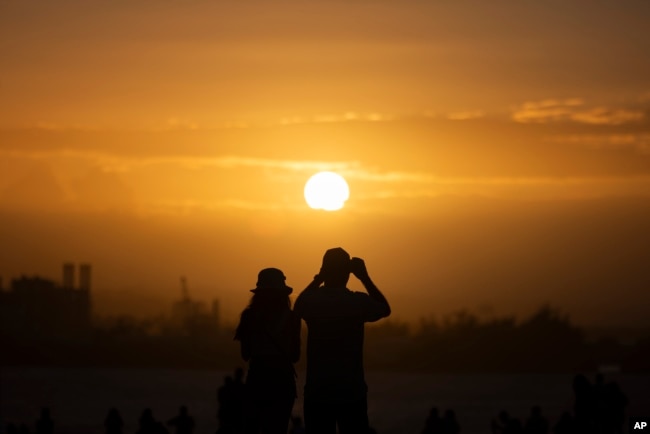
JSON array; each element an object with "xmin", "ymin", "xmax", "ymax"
[
  {"xmin": 211, "ymin": 299, "xmax": 220, "ymax": 328},
  {"xmin": 63, "ymin": 263, "xmax": 75, "ymax": 289},
  {"xmin": 79, "ymin": 263, "xmax": 91, "ymax": 291}
]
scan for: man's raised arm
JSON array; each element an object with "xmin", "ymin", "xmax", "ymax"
[{"xmin": 351, "ymin": 257, "xmax": 391, "ymax": 318}]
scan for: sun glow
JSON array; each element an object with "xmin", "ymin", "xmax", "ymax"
[{"xmin": 304, "ymin": 171, "xmax": 350, "ymax": 211}]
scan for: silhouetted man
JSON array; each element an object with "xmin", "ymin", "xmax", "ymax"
[
  {"xmin": 294, "ymin": 247, "xmax": 391, "ymax": 434},
  {"xmin": 105, "ymin": 408, "xmax": 124, "ymax": 434},
  {"xmin": 441, "ymin": 409, "xmax": 460, "ymax": 434},
  {"xmin": 217, "ymin": 376, "xmax": 237, "ymax": 434},
  {"xmin": 524, "ymin": 406, "xmax": 548, "ymax": 434},
  {"xmin": 167, "ymin": 406, "xmax": 195, "ymax": 434},
  {"xmin": 35, "ymin": 408, "xmax": 53, "ymax": 434},
  {"xmin": 137, "ymin": 408, "xmax": 168, "ymax": 434},
  {"xmin": 421, "ymin": 407, "xmax": 442, "ymax": 434}
]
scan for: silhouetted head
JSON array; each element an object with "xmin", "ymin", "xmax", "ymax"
[
  {"xmin": 573, "ymin": 374, "xmax": 591, "ymax": 394},
  {"xmin": 498, "ymin": 411, "xmax": 510, "ymax": 424},
  {"xmin": 320, "ymin": 247, "xmax": 351, "ymax": 287},
  {"xmin": 531, "ymin": 406, "xmax": 541, "ymax": 416},
  {"xmin": 140, "ymin": 408, "xmax": 153, "ymax": 424},
  {"xmin": 243, "ymin": 269, "xmax": 292, "ymax": 317},
  {"xmin": 443, "ymin": 409, "xmax": 456, "ymax": 421},
  {"xmin": 251, "ymin": 268, "xmax": 292, "ymax": 294},
  {"xmin": 429, "ymin": 407, "xmax": 440, "ymax": 418},
  {"xmin": 234, "ymin": 367, "xmax": 244, "ymax": 381},
  {"xmin": 40, "ymin": 408, "xmax": 51, "ymax": 418},
  {"xmin": 179, "ymin": 406, "xmax": 188, "ymax": 415}
]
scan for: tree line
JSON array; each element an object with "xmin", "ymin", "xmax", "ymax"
[{"xmin": 2, "ymin": 305, "xmax": 649, "ymax": 372}]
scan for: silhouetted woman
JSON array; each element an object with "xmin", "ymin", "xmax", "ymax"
[
  {"xmin": 105, "ymin": 408, "xmax": 124, "ymax": 434},
  {"xmin": 36, "ymin": 408, "xmax": 53, "ymax": 434},
  {"xmin": 235, "ymin": 268, "xmax": 301, "ymax": 434}
]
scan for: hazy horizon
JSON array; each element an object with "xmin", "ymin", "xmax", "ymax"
[{"xmin": 2, "ymin": 193, "xmax": 649, "ymax": 328}]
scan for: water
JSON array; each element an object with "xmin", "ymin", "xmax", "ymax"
[{"xmin": 1, "ymin": 368, "xmax": 648, "ymax": 433}]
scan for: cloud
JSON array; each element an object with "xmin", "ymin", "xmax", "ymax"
[
  {"xmin": 168, "ymin": 156, "xmax": 356, "ymax": 173},
  {"xmin": 0, "ymin": 163, "xmax": 68, "ymax": 211},
  {"xmin": 512, "ymin": 98, "xmax": 584, "ymax": 123},
  {"xmin": 33, "ymin": 122, "xmax": 104, "ymax": 132},
  {"xmin": 570, "ymin": 108, "xmax": 645, "ymax": 125},
  {"xmin": 361, "ymin": 175, "xmax": 650, "ymax": 204},
  {"xmin": 0, "ymin": 147, "xmax": 357, "ymax": 174},
  {"xmin": 25, "ymin": 111, "xmax": 397, "ymax": 131},
  {"xmin": 3, "ymin": 143, "xmax": 650, "ymax": 214},
  {"xmin": 446, "ymin": 110, "xmax": 485, "ymax": 121},
  {"xmin": 0, "ymin": 145, "xmax": 441, "ymax": 183},
  {"xmin": 342, "ymin": 168, "xmax": 435, "ymax": 183},
  {"xmin": 280, "ymin": 112, "xmax": 394, "ymax": 126},
  {"xmin": 4, "ymin": 143, "xmax": 650, "ymax": 189},
  {"xmin": 140, "ymin": 198, "xmax": 296, "ymax": 216},
  {"xmin": 165, "ymin": 117, "xmax": 200, "ymax": 130},
  {"xmin": 550, "ymin": 134, "xmax": 650, "ymax": 154},
  {"xmin": 512, "ymin": 98, "xmax": 645, "ymax": 125}
]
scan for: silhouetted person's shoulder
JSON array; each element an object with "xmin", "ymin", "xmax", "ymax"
[{"xmin": 295, "ymin": 286, "xmax": 388, "ymax": 323}]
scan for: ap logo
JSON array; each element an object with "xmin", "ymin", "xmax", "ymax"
[{"xmin": 631, "ymin": 417, "xmax": 650, "ymax": 432}]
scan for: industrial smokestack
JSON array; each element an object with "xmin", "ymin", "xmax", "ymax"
[
  {"xmin": 79, "ymin": 263, "xmax": 91, "ymax": 291},
  {"xmin": 63, "ymin": 263, "xmax": 75, "ymax": 289},
  {"xmin": 211, "ymin": 299, "xmax": 220, "ymax": 329}
]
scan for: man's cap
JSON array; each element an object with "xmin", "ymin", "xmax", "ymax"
[
  {"xmin": 320, "ymin": 247, "xmax": 351, "ymax": 275},
  {"xmin": 251, "ymin": 268, "xmax": 292, "ymax": 294}
]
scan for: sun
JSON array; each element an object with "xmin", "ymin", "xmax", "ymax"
[{"xmin": 304, "ymin": 171, "xmax": 350, "ymax": 211}]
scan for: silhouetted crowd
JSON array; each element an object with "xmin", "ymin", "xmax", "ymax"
[
  {"xmin": 421, "ymin": 408, "xmax": 460, "ymax": 434},
  {"xmin": 5, "ymin": 406, "xmax": 197, "ymax": 434},
  {"xmin": 419, "ymin": 373, "xmax": 628, "ymax": 434},
  {"xmin": 4, "ymin": 369, "xmax": 306, "ymax": 434},
  {"xmin": 4, "ymin": 371, "xmax": 629, "ymax": 434},
  {"xmin": 486, "ymin": 373, "xmax": 627, "ymax": 434}
]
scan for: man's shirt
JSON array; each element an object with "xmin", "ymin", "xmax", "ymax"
[{"xmin": 294, "ymin": 286, "xmax": 388, "ymax": 398}]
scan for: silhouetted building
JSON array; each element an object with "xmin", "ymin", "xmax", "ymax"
[
  {"xmin": 0, "ymin": 263, "xmax": 92, "ymax": 341},
  {"xmin": 79, "ymin": 263, "xmax": 91, "ymax": 291},
  {"xmin": 63, "ymin": 262, "xmax": 75, "ymax": 290},
  {"xmin": 170, "ymin": 276, "xmax": 219, "ymax": 336}
]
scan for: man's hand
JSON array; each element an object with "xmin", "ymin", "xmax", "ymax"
[
  {"xmin": 351, "ymin": 256, "xmax": 391, "ymax": 318},
  {"xmin": 313, "ymin": 274, "xmax": 325, "ymax": 285},
  {"xmin": 304, "ymin": 273, "xmax": 324, "ymax": 291},
  {"xmin": 350, "ymin": 257, "xmax": 370, "ymax": 282}
]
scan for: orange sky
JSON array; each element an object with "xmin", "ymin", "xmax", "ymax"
[{"xmin": 1, "ymin": 0, "xmax": 649, "ymax": 327}]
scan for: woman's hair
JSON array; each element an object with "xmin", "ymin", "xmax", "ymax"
[
  {"xmin": 247, "ymin": 290, "xmax": 291, "ymax": 311},
  {"xmin": 234, "ymin": 291, "xmax": 291, "ymax": 341}
]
